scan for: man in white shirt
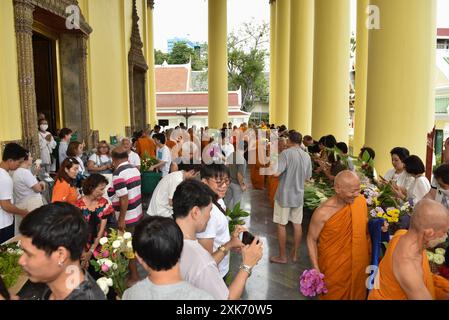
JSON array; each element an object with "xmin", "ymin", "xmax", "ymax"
[
  {"xmin": 151, "ymin": 133, "xmax": 171, "ymax": 177},
  {"xmin": 121, "ymin": 137, "xmax": 141, "ymax": 170},
  {"xmin": 147, "ymin": 162, "xmax": 201, "ymax": 218},
  {"xmin": 123, "ymin": 216, "xmax": 214, "ymax": 300},
  {"xmin": 174, "ymin": 179, "xmax": 263, "ymax": 300},
  {"xmin": 0, "ymin": 143, "xmax": 29, "ymax": 243}
]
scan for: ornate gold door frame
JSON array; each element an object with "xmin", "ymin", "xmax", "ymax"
[
  {"xmin": 12, "ymin": 0, "xmax": 93, "ymax": 155},
  {"xmin": 128, "ymin": 0, "xmax": 149, "ymax": 134}
]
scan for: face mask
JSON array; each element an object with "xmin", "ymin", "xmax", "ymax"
[
  {"xmin": 40, "ymin": 124, "xmax": 48, "ymax": 131},
  {"xmin": 427, "ymin": 234, "xmax": 448, "ymax": 248},
  {"xmin": 440, "ymin": 188, "xmax": 449, "ymax": 197}
]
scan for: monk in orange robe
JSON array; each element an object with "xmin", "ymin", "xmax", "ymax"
[
  {"xmin": 136, "ymin": 130, "xmax": 156, "ymax": 159},
  {"xmin": 307, "ymin": 170, "xmax": 371, "ymax": 300},
  {"xmin": 250, "ymin": 139, "xmax": 267, "ymax": 190},
  {"xmin": 368, "ymin": 199, "xmax": 449, "ymax": 300}
]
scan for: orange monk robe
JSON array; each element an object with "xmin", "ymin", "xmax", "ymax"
[
  {"xmin": 136, "ymin": 136, "xmax": 156, "ymax": 159},
  {"xmin": 250, "ymin": 141, "xmax": 265, "ymax": 190},
  {"xmin": 266, "ymin": 175, "xmax": 279, "ymax": 207},
  {"xmin": 318, "ymin": 195, "xmax": 371, "ymax": 300},
  {"xmin": 166, "ymin": 139, "xmax": 177, "ymax": 150},
  {"xmin": 368, "ymin": 230, "xmax": 449, "ymax": 300}
]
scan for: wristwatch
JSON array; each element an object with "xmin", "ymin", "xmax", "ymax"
[
  {"xmin": 239, "ymin": 264, "xmax": 253, "ymax": 277},
  {"xmin": 218, "ymin": 245, "xmax": 229, "ymax": 255}
]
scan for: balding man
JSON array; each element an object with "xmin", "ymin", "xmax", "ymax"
[
  {"xmin": 368, "ymin": 199, "xmax": 449, "ymax": 300},
  {"xmin": 307, "ymin": 170, "xmax": 371, "ymax": 300},
  {"xmin": 121, "ymin": 137, "xmax": 141, "ymax": 170}
]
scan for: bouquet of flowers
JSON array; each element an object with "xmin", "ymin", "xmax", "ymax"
[
  {"xmin": 427, "ymin": 248, "xmax": 446, "ymax": 274},
  {"xmin": 0, "ymin": 242, "xmax": 23, "ymax": 289},
  {"xmin": 90, "ymin": 229, "xmax": 135, "ymax": 298},
  {"xmin": 304, "ymin": 180, "xmax": 335, "ymax": 210},
  {"xmin": 299, "ymin": 269, "xmax": 328, "ymax": 297},
  {"xmin": 140, "ymin": 151, "xmax": 159, "ymax": 173},
  {"xmin": 226, "ymin": 202, "xmax": 250, "ymax": 233}
]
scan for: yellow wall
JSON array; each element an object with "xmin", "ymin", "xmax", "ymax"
[
  {"xmin": 0, "ymin": 1, "xmax": 22, "ymax": 142},
  {"xmin": 85, "ymin": 0, "xmax": 131, "ymax": 140}
]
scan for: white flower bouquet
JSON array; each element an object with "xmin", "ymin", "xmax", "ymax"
[{"xmin": 90, "ymin": 229, "xmax": 134, "ymax": 298}]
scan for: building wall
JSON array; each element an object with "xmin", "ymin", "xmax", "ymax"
[
  {"xmin": 82, "ymin": 0, "xmax": 149, "ymax": 140},
  {"xmin": 0, "ymin": 0, "xmax": 22, "ymax": 145}
]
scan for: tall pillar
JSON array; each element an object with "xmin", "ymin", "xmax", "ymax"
[
  {"xmin": 289, "ymin": 0, "xmax": 314, "ymax": 134},
  {"xmin": 146, "ymin": 0, "xmax": 157, "ymax": 126},
  {"xmin": 13, "ymin": 0, "xmax": 39, "ymax": 156},
  {"xmin": 208, "ymin": 0, "xmax": 228, "ymax": 129},
  {"xmin": 274, "ymin": 0, "xmax": 290, "ymax": 126},
  {"xmin": 353, "ymin": 0, "xmax": 369, "ymax": 155},
  {"xmin": 365, "ymin": 0, "xmax": 436, "ymax": 175},
  {"xmin": 269, "ymin": 0, "xmax": 277, "ymax": 124},
  {"xmin": 312, "ymin": 0, "xmax": 350, "ymax": 142}
]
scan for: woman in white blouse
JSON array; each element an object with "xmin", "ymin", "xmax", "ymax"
[
  {"xmin": 87, "ymin": 141, "xmax": 113, "ymax": 174},
  {"xmin": 382, "ymin": 147, "xmax": 415, "ymax": 198},
  {"xmin": 13, "ymin": 152, "xmax": 46, "ymax": 234},
  {"xmin": 395, "ymin": 155, "xmax": 430, "ymax": 204}
]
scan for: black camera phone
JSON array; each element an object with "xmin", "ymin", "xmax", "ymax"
[{"xmin": 240, "ymin": 231, "xmax": 258, "ymax": 245}]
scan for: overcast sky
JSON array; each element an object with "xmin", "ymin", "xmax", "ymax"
[{"xmin": 153, "ymin": 0, "xmax": 449, "ymax": 52}]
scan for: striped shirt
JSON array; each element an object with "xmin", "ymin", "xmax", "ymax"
[{"xmin": 109, "ymin": 161, "xmax": 142, "ymax": 224}]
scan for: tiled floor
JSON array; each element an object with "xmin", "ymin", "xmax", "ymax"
[
  {"xmin": 143, "ymin": 173, "xmax": 315, "ymax": 300},
  {"xmin": 227, "ymin": 183, "xmax": 314, "ymax": 300}
]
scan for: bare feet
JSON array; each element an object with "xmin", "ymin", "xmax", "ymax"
[
  {"xmin": 290, "ymin": 250, "xmax": 299, "ymax": 263},
  {"xmin": 269, "ymin": 256, "xmax": 287, "ymax": 264}
]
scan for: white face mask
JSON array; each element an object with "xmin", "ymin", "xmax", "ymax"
[{"xmin": 39, "ymin": 124, "xmax": 48, "ymax": 131}]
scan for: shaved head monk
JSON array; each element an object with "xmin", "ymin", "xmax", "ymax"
[
  {"xmin": 369, "ymin": 199, "xmax": 449, "ymax": 300},
  {"xmin": 307, "ymin": 170, "xmax": 371, "ymax": 300}
]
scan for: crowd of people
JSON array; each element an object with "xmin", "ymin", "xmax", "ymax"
[{"xmin": 1, "ymin": 117, "xmax": 449, "ymax": 300}]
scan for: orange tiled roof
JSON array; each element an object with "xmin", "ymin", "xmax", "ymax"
[{"xmin": 155, "ymin": 66, "xmax": 189, "ymax": 92}]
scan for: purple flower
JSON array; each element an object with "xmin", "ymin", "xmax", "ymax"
[{"xmin": 299, "ymin": 269, "xmax": 328, "ymax": 297}]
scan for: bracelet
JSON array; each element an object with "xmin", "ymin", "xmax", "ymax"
[
  {"xmin": 239, "ymin": 264, "xmax": 252, "ymax": 277},
  {"xmin": 218, "ymin": 245, "xmax": 229, "ymax": 255}
]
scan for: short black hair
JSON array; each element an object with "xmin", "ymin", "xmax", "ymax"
[
  {"xmin": 288, "ymin": 131, "xmax": 302, "ymax": 145},
  {"xmin": 153, "ymin": 133, "xmax": 166, "ymax": 144},
  {"xmin": 318, "ymin": 135, "xmax": 337, "ymax": 148},
  {"xmin": 133, "ymin": 216, "xmax": 183, "ymax": 271},
  {"xmin": 200, "ymin": 164, "xmax": 230, "ymax": 180},
  {"xmin": 177, "ymin": 162, "xmax": 202, "ymax": 173},
  {"xmin": 82, "ymin": 173, "xmax": 109, "ymax": 195},
  {"xmin": 390, "ymin": 147, "xmax": 410, "ymax": 162},
  {"xmin": 154, "ymin": 125, "xmax": 161, "ymax": 131},
  {"xmin": 404, "ymin": 155, "xmax": 425, "ymax": 175},
  {"xmin": 19, "ymin": 202, "xmax": 88, "ymax": 261},
  {"xmin": 172, "ymin": 180, "xmax": 216, "ymax": 219},
  {"xmin": 434, "ymin": 164, "xmax": 449, "ymax": 185},
  {"xmin": 58, "ymin": 128, "xmax": 72, "ymax": 140},
  {"xmin": 360, "ymin": 147, "xmax": 376, "ymax": 160},
  {"xmin": 2, "ymin": 143, "xmax": 27, "ymax": 161},
  {"xmin": 336, "ymin": 142, "xmax": 348, "ymax": 154}
]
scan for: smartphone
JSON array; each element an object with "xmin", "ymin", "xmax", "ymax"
[{"xmin": 240, "ymin": 231, "xmax": 258, "ymax": 245}]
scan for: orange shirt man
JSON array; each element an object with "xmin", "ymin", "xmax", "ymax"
[
  {"xmin": 368, "ymin": 199, "xmax": 449, "ymax": 300},
  {"xmin": 307, "ymin": 170, "xmax": 371, "ymax": 300}
]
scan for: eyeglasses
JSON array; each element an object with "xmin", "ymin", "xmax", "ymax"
[{"xmin": 208, "ymin": 178, "xmax": 231, "ymax": 187}]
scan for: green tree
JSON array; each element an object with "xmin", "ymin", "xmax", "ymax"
[
  {"xmin": 154, "ymin": 49, "xmax": 169, "ymax": 65},
  {"xmin": 227, "ymin": 21, "xmax": 269, "ymax": 111},
  {"xmin": 167, "ymin": 42, "xmax": 206, "ymax": 71}
]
